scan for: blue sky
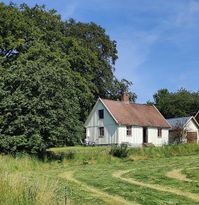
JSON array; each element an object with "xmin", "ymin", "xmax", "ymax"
[{"xmin": 2, "ymin": 0, "xmax": 199, "ymax": 102}]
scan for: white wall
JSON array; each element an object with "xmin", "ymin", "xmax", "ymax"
[
  {"xmin": 118, "ymin": 125, "xmax": 143, "ymax": 147},
  {"xmin": 148, "ymin": 128, "xmax": 169, "ymax": 146},
  {"xmin": 169, "ymin": 119, "xmax": 199, "ymax": 144},
  {"xmin": 85, "ymin": 100, "xmax": 118, "ymax": 144},
  {"xmin": 118, "ymin": 126, "xmax": 168, "ymax": 146},
  {"xmin": 186, "ymin": 119, "xmax": 198, "ymax": 132},
  {"xmin": 185, "ymin": 119, "xmax": 199, "ymax": 143},
  {"xmin": 85, "ymin": 99, "xmax": 170, "ymax": 146}
]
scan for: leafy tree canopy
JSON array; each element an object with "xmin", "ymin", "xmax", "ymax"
[
  {"xmin": 107, "ymin": 78, "xmax": 137, "ymax": 102},
  {"xmin": 149, "ymin": 88, "xmax": 199, "ymax": 118},
  {"xmin": 0, "ymin": 3, "xmax": 136, "ymax": 153}
]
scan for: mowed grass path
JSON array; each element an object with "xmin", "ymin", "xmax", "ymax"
[
  {"xmin": 1, "ymin": 144, "xmax": 199, "ymax": 204},
  {"xmin": 123, "ymin": 155, "xmax": 199, "ymax": 194},
  {"xmin": 71, "ymin": 155, "xmax": 199, "ymax": 205}
]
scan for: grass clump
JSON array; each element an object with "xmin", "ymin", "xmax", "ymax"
[
  {"xmin": 182, "ymin": 167, "xmax": 199, "ymax": 181},
  {"xmin": 109, "ymin": 144, "xmax": 129, "ymax": 158}
]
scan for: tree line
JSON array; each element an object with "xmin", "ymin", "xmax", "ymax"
[{"xmin": 149, "ymin": 88, "xmax": 199, "ymax": 119}]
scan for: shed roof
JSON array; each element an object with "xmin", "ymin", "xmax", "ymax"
[
  {"xmin": 101, "ymin": 99, "xmax": 171, "ymax": 128},
  {"xmin": 166, "ymin": 117, "xmax": 191, "ymax": 129}
]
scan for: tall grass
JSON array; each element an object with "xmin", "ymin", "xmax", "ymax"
[
  {"xmin": 48, "ymin": 146, "xmax": 113, "ymax": 164},
  {"xmin": 49, "ymin": 143, "xmax": 199, "ymax": 162},
  {"xmin": 0, "ymin": 144, "xmax": 199, "ymax": 204},
  {"xmin": 0, "ymin": 155, "xmax": 62, "ymax": 205},
  {"xmin": 128, "ymin": 143, "xmax": 199, "ymax": 160},
  {"xmin": 0, "ymin": 172, "xmax": 61, "ymax": 205}
]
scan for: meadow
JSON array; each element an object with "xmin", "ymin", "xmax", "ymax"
[{"xmin": 0, "ymin": 144, "xmax": 199, "ymax": 205}]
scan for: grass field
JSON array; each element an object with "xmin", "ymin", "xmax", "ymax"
[{"xmin": 0, "ymin": 144, "xmax": 199, "ymax": 205}]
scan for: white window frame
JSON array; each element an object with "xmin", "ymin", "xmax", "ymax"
[
  {"xmin": 99, "ymin": 127, "xmax": 104, "ymax": 137},
  {"xmin": 126, "ymin": 126, "xmax": 132, "ymax": 136}
]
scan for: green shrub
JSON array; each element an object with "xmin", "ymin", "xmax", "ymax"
[
  {"xmin": 109, "ymin": 144, "xmax": 129, "ymax": 158},
  {"xmin": 0, "ymin": 135, "xmax": 46, "ymax": 155},
  {"xmin": 82, "ymin": 159, "xmax": 89, "ymax": 165}
]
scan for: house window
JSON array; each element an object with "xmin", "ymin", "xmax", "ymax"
[
  {"xmin": 158, "ymin": 128, "xmax": 162, "ymax": 137},
  {"xmin": 98, "ymin": 109, "xmax": 104, "ymax": 119},
  {"xmin": 99, "ymin": 127, "xmax": 104, "ymax": 137},
  {"xmin": 126, "ymin": 126, "xmax": 132, "ymax": 136}
]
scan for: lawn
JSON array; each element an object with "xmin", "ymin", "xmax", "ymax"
[{"xmin": 0, "ymin": 144, "xmax": 199, "ymax": 205}]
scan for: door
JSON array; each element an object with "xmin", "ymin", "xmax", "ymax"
[
  {"xmin": 187, "ymin": 132, "xmax": 197, "ymax": 143},
  {"xmin": 143, "ymin": 127, "xmax": 148, "ymax": 143}
]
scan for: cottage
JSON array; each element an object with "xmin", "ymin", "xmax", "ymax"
[
  {"xmin": 167, "ymin": 116, "xmax": 199, "ymax": 144},
  {"xmin": 84, "ymin": 94, "xmax": 171, "ymax": 146}
]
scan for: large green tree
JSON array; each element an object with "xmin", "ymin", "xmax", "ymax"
[
  {"xmin": 150, "ymin": 88, "xmax": 199, "ymax": 118},
  {"xmin": 64, "ymin": 20, "xmax": 118, "ymax": 98},
  {"xmin": 0, "ymin": 3, "xmax": 136, "ymax": 153},
  {"xmin": 0, "ymin": 51, "xmax": 91, "ymax": 153}
]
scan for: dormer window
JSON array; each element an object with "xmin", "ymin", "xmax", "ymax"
[{"xmin": 98, "ymin": 109, "xmax": 104, "ymax": 119}]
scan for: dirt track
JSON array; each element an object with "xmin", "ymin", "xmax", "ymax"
[
  {"xmin": 113, "ymin": 170, "xmax": 199, "ymax": 202},
  {"xmin": 59, "ymin": 171, "xmax": 139, "ymax": 205}
]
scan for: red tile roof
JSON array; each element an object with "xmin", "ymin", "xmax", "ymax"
[{"xmin": 101, "ymin": 99, "xmax": 171, "ymax": 128}]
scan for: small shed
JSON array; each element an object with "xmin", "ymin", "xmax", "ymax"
[{"xmin": 167, "ymin": 116, "xmax": 199, "ymax": 144}]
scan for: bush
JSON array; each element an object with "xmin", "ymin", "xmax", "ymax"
[{"xmin": 109, "ymin": 144, "xmax": 129, "ymax": 158}]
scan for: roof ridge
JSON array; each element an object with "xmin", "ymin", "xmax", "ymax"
[
  {"xmin": 101, "ymin": 98, "xmax": 152, "ymax": 106},
  {"xmin": 167, "ymin": 116, "xmax": 192, "ymax": 120}
]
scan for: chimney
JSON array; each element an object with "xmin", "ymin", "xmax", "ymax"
[{"xmin": 121, "ymin": 92, "xmax": 129, "ymax": 104}]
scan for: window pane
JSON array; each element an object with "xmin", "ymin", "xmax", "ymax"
[
  {"xmin": 158, "ymin": 128, "xmax": 162, "ymax": 137},
  {"xmin": 99, "ymin": 127, "xmax": 104, "ymax": 137},
  {"xmin": 126, "ymin": 126, "xmax": 132, "ymax": 136},
  {"xmin": 98, "ymin": 109, "xmax": 104, "ymax": 119}
]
